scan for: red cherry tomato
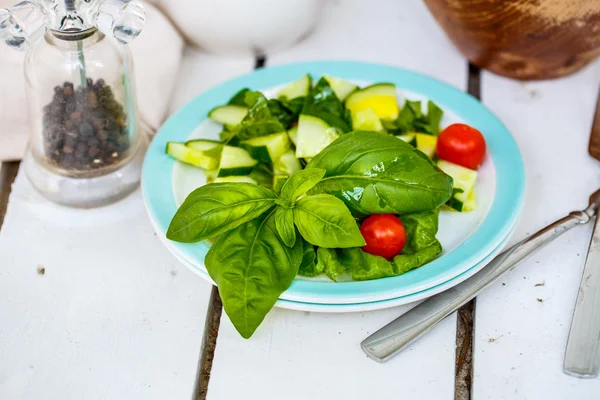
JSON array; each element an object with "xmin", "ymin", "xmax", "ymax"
[
  {"xmin": 436, "ymin": 123, "xmax": 486, "ymax": 170},
  {"xmin": 360, "ymin": 214, "xmax": 407, "ymax": 259}
]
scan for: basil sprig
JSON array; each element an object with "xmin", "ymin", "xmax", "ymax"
[{"xmin": 168, "ymin": 168, "xmax": 365, "ymax": 338}]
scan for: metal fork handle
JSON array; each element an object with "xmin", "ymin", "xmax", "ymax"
[{"xmin": 361, "ymin": 208, "xmax": 595, "ymax": 363}]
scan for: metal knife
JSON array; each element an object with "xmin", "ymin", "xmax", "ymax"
[
  {"xmin": 563, "ymin": 88, "xmax": 600, "ymax": 378},
  {"xmin": 361, "ymin": 189, "xmax": 600, "ymax": 363}
]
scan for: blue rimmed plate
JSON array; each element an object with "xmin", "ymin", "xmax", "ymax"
[{"xmin": 142, "ymin": 61, "xmax": 525, "ymax": 305}]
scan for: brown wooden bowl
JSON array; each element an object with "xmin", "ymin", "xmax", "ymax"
[{"xmin": 423, "ymin": 0, "xmax": 600, "ymax": 80}]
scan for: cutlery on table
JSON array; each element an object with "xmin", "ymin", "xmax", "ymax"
[
  {"xmin": 563, "ymin": 88, "xmax": 600, "ymax": 378},
  {"xmin": 361, "ymin": 189, "xmax": 600, "ymax": 363}
]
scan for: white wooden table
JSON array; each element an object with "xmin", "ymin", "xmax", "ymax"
[{"xmin": 1, "ymin": 1, "xmax": 600, "ymax": 399}]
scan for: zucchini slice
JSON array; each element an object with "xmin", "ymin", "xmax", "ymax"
[
  {"xmin": 277, "ymin": 74, "xmax": 311, "ymax": 100},
  {"xmin": 352, "ymin": 108, "xmax": 385, "ymax": 132},
  {"xmin": 295, "ymin": 114, "xmax": 340, "ymax": 158},
  {"xmin": 396, "ymin": 133, "xmax": 416, "ymax": 146},
  {"xmin": 415, "ymin": 134, "xmax": 437, "ymax": 159},
  {"xmin": 324, "ymin": 75, "xmax": 357, "ymax": 101},
  {"xmin": 345, "ymin": 83, "xmax": 399, "ymax": 120},
  {"xmin": 272, "ymin": 175, "xmax": 289, "ymax": 195},
  {"xmin": 217, "ymin": 146, "xmax": 258, "ymax": 177},
  {"xmin": 287, "ymin": 126, "xmax": 298, "ymax": 147},
  {"xmin": 214, "ymin": 176, "xmax": 258, "ymax": 184},
  {"xmin": 274, "ymin": 150, "xmax": 302, "ymax": 176},
  {"xmin": 208, "ymin": 105, "xmax": 248, "ymax": 126},
  {"xmin": 438, "ymin": 160, "xmax": 478, "ymax": 212},
  {"xmin": 166, "ymin": 142, "xmax": 220, "ymax": 170},
  {"xmin": 240, "ymin": 131, "xmax": 290, "ymax": 163}
]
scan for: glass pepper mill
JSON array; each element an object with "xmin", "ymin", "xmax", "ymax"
[{"xmin": 0, "ymin": 0, "xmax": 147, "ymax": 207}]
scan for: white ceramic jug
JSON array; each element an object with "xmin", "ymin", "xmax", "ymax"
[{"xmin": 156, "ymin": 0, "xmax": 324, "ymax": 56}]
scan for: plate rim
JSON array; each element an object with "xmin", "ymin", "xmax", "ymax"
[{"xmin": 141, "ymin": 60, "xmax": 526, "ymax": 304}]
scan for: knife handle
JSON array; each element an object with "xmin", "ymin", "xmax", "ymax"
[
  {"xmin": 361, "ymin": 210, "xmax": 593, "ymax": 363},
  {"xmin": 564, "ymin": 214, "xmax": 600, "ymax": 378}
]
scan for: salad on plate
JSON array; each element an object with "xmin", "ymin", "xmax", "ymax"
[{"xmin": 164, "ymin": 74, "xmax": 488, "ymax": 338}]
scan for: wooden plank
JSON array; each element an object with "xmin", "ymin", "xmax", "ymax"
[
  {"xmin": 208, "ymin": 1, "xmax": 467, "ymax": 399},
  {"xmin": 0, "ymin": 50, "xmax": 253, "ymax": 400},
  {"xmin": 473, "ymin": 60, "xmax": 600, "ymax": 399},
  {"xmin": 454, "ymin": 63, "xmax": 480, "ymax": 400}
]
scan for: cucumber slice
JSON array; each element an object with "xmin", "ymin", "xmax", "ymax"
[
  {"xmin": 272, "ymin": 175, "xmax": 289, "ymax": 195},
  {"xmin": 166, "ymin": 142, "xmax": 220, "ymax": 170},
  {"xmin": 214, "ymin": 176, "xmax": 258, "ymax": 184},
  {"xmin": 463, "ymin": 188, "xmax": 477, "ymax": 212},
  {"xmin": 352, "ymin": 108, "xmax": 385, "ymax": 132},
  {"xmin": 274, "ymin": 150, "xmax": 302, "ymax": 176},
  {"xmin": 205, "ymin": 169, "xmax": 218, "ymax": 183},
  {"xmin": 240, "ymin": 131, "xmax": 290, "ymax": 163},
  {"xmin": 208, "ymin": 105, "xmax": 248, "ymax": 126},
  {"xmin": 288, "ymin": 126, "xmax": 298, "ymax": 147},
  {"xmin": 324, "ymin": 75, "xmax": 357, "ymax": 101},
  {"xmin": 217, "ymin": 146, "xmax": 258, "ymax": 177},
  {"xmin": 345, "ymin": 83, "xmax": 399, "ymax": 120},
  {"xmin": 277, "ymin": 74, "xmax": 311, "ymax": 100},
  {"xmin": 185, "ymin": 139, "xmax": 223, "ymax": 159},
  {"xmin": 438, "ymin": 160, "xmax": 478, "ymax": 212},
  {"xmin": 416, "ymin": 133, "xmax": 437, "ymax": 159},
  {"xmin": 295, "ymin": 114, "xmax": 341, "ymax": 158},
  {"xmin": 396, "ymin": 133, "xmax": 416, "ymax": 146}
]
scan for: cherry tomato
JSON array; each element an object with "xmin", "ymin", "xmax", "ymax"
[
  {"xmin": 436, "ymin": 123, "xmax": 486, "ymax": 170},
  {"xmin": 360, "ymin": 214, "xmax": 407, "ymax": 259}
]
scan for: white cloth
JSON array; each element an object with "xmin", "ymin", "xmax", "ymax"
[{"xmin": 0, "ymin": 2, "xmax": 184, "ymax": 161}]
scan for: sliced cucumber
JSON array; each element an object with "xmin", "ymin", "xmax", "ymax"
[
  {"xmin": 288, "ymin": 126, "xmax": 298, "ymax": 147},
  {"xmin": 214, "ymin": 176, "xmax": 257, "ymax": 184},
  {"xmin": 277, "ymin": 74, "xmax": 311, "ymax": 100},
  {"xmin": 438, "ymin": 160, "xmax": 478, "ymax": 212},
  {"xmin": 463, "ymin": 188, "xmax": 477, "ymax": 212},
  {"xmin": 416, "ymin": 133, "xmax": 437, "ymax": 159},
  {"xmin": 240, "ymin": 131, "xmax": 290, "ymax": 163},
  {"xmin": 217, "ymin": 146, "xmax": 258, "ymax": 177},
  {"xmin": 274, "ymin": 150, "xmax": 302, "ymax": 176},
  {"xmin": 205, "ymin": 169, "xmax": 218, "ymax": 183},
  {"xmin": 208, "ymin": 105, "xmax": 248, "ymax": 126},
  {"xmin": 396, "ymin": 133, "xmax": 416, "ymax": 146},
  {"xmin": 352, "ymin": 108, "xmax": 385, "ymax": 132},
  {"xmin": 324, "ymin": 74, "xmax": 357, "ymax": 101},
  {"xmin": 345, "ymin": 83, "xmax": 399, "ymax": 120},
  {"xmin": 272, "ymin": 175, "xmax": 289, "ymax": 195},
  {"xmin": 185, "ymin": 139, "xmax": 223, "ymax": 159},
  {"xmin": 295, "ymin": 114, "xmax": 341, "ymax": 158},
  {"xmin": 166, "ymin": 142, "xmax": 220, "ymax": 170}
]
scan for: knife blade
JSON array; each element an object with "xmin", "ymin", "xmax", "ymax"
[{"xmin": 563, "ymin": 87, "xmax": 600, "ymax": 378}]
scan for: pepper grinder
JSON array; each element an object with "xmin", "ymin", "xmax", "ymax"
[{"xmin": 0, "ymin": 0, "xmax": 147, "ymax": 207}]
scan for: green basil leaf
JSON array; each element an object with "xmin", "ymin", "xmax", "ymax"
[
  {"xmin": 275, "ymin": 207, "xmax": 296, "ymax": 247},
  {"xmin": 293, "ymin": 194, "xmax": 366, "ymax": 248},
  {"xmin": 298, "ymin": 240, "xmax": 322, "ymax": 277},
  {"xmin": 307, "ymin": 131, "xmax": 453, "ymax": 217},
  {"xmin": 205, "ymin": 210, "xmax": 303, "ymax": 339},
  {"xmin": 237, "ymin": 92, "xmax": 287, "ymax": 140},
  {"xmin": 167, "ymin": 183, "xmax": 277, "ymax": 243},
  {"xmin": 280, "ymin": 168, "xmax": 326, "ymax": 203}
]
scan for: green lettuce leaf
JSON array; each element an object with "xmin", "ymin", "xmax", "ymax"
[{"xmin": 302, "ymin": 77, "xmax": 351, "ymax": 133}]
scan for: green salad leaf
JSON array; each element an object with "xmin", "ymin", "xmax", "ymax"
[
  {"xmin": 275, "ymin": 207, "xmax": 296, "ymax": 247},
  {"xmin": 312, "ymin": 210, "xmax": 442, "ymax": 281},
  {"xmin": 167, "ymin": 182, "xmax": 277, "ymax": 242},
  {"xmin": 302, "ymin": 77, "xmax": 351, "ymax": 133},
  {"xmin": 293, "ymin": 194, "xmax": 366, "ymax": 248},
  {"xmin": 391, "ymin": 100, "xmax": 444, "ymax": 135},
  {"xmin": 298, "ymin": 240, "xmax": 322, "ymax": 277},
  {"xmin": 279, "ymin": 168, "xmax": 326, "ymax": 203},
  {"xmin": 227, "ymin": 88, "xmax": 251, "ymax": 106},
  {"xmin": 307, "ymin": 131, "xmax": 453, "ymax": 217},
  {"xmin": 205, "ymin": 210, "xmax": 303, "ymax": 338},
  {"xmin": 235, "ymin": 92, "xmax": 287, "ymax": 140}
]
